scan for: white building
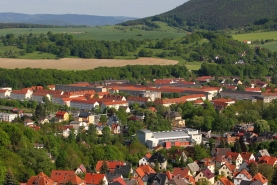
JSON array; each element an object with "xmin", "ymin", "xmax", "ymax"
[
  {"xmin": 70, "ymin": 99, "xmax": 99, "ymax": 110},
  {"xmin": 32, "ymin": 92, "xmax": 51, "ymax": 103},
  {"xmin": 0, "ymin": 113, "xmax": 18, "ymax": 122},
  {"xmin": 0, "ymin": 88, "xmax": 11, "ymax": 98},
  {"xmin": 137, "ymin": 128, "xmax": 202, "ymax": 149},
  {"xmin": 101, "ymin": 101, "xmax": 129, "ymax": 111},
  {"xmin": 10, "ymin": 89, "xmax": 33, "ymax": 100},
  {"xmin": 233, "ymin": 169, "xmax": 252, "ymax": 185}
]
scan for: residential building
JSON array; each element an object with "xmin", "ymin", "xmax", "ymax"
[
  {"xmin": 241, "ymin": 152, "xmax": 255, "ymax": 161},
  {"xmin": 27, "ymin": 172, "xmax": 55, "ymax": 185},
  {"xmin": 172, "ymin": 167, "xmax": 191, "ymax": 178},
  {"xmin": 95, "ymin": 161, "xmax": 125, "ymax": 173},
  {"xmin": 252, "ymin": 173, "xmax": 268, "ymax": 185},
  {"xmin": 256, "ymin": 149, "xmax": 270, "ymax": 160},
  {"xmin": 50, "ymin": 170, "xmax": 75, "ymax": 183},
  {"xmin": 258, "ymin": 156, "xmax": 277, "ymax": 166},
  {"xmin": 58, "ymin": 174, "xmax": 85, "ymax": 185},
  {"xmin": 0, "ymin": 113, "xmax": 18, "ymax": 122},
  {"xmin": 195, "ymin": 168, "xmax": 215, "ymax": 184},
  {"xmin": 187, "ymin": 162, "xmax": 200, "ymax": 176},
  {"xmin": 127, "ymin": 96, "xmax": 150, "ymax": 106},
  {"xmin": 218, "ymin": 162, "xmax": 236, "ymax": 178},
  {"xmin": 226, "ymin": 152, "xmax": 243, "ymax": 170},
  {"xmin": 154, "ymin": 94, "xmax": 206, "ymax": 107},
  {"xmin": 220, "ymin": 90, "xmax": 261, "ymax": 100},
  {"xmin": 233, "ymin": 169, "xmax": 252, "ymax": 185},
  {"xmin": 135, "ymin": 165, "xmax": 156, "ymax": 181},
  {"xmin": 100, "ymin": 101, "xmax": 128, "ymax": 111},
  {"xmin": 147, "ymin": 152, "xmax": 167, "ymax": 170},
  {"xmin": 56, "ymin": 111, "xmax": 69, "ymax": 122},
  {"xmin": 10, "ymin": 89, "xmax": 33, "ymax": 100},
  {"xmin": 139, "ymin": 153, "xmax": 152, "ymax": 166},
  {"xmin": 0, "ymin": 89, "xmax": 11, "ymax": 98},
  {"xmin": 84, "ymin": 173, "xmax": 108, "ymax": 185},
  {"xmin": 213, "ymin": 176, "xmax": 234, "ymax": 185},
  {"xmin": 32, "ymin": 92, "xmax": 51, "ymax": 103},
  {"xmin": 147, "ymin": 173, "xmax": 167, "ymax": 185},
  {"xmin": 75, "ymin": 164, "xmax": 86, "ymax": 174},
  {"xmin": 70, "ymin": 99, "xmax": 99, "ymax": 110}
]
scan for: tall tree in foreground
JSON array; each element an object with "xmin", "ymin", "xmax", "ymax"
[{"xmin": 3, "ymin": 169, "xmax": 17, "ymax": 185}]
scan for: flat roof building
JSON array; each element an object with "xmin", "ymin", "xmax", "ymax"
[{"xmin": 137, "ymin": 128, "xmax": 202, "ymax": 149}]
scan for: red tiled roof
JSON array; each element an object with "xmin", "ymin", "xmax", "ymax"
[
  {"xmin": 245, "ymin": 87, "xmax": 261, "ymax": 92},
  {"xmin": 84, "ymin": 173, "xmax": 105, "ymax": 184},
  {"xmin": 56, "ymin": 111, "xmax": 67, "ymax": 117},
  {"xmin": 218, "ymin": 177, "xmax": 234, "ymax": 185},
  {"xmin": 95, "ymin": 161, "xmax": 124, "ymax": 172},
  {"xmin": 50, "ymin": 170, "xmax": 75, "ymax": 182},
  {"xmin": 172, "ymin": 167, "xmax": 190, "ymax": 178},
  {"xmin": 224, "ymin": 162, "xmax": 236, "ymax": 171},
  {"xmin": 201, "ymin": 168, "xmax": 214, "ymax": 179},
  {"xmin": 27, "ymin": 172, "xmax": 55, "ymax": 185},
  {"xmin": 127, "ymin": 96, "xmax": 149, "ymax": 102},
  {"xmin": 240, "ymin": 152, "xmax": 253, "ymax": 160},
  {"xmin": 154, "ymin": 94, "xmax": 205, "ymax": 104},
  {"xmin": 103, "ymin": 101, "xmax": 128, "ymax": 106},
  {"xmin": 145, "ymin": 153, "xmax": 152, "ymax": 159},
  {"xmin": 166, "ymin": 171, "xmax": 173, "ymax": 180},
  {"xmin": 258, "ymin": 156, "xmax": 277, "ymax": 166},
  {"xmin": 57, "ymin": 174, "xmax": 85, "ymax": 185},
  {"xmin": 226, "ymin": 152, "xmax": 240, "ymax": 160},
  {"xmin": 253, "ymin": 173, "xmax": 268, "ymax": 184},
  {"xmin": 112, "ymin": 177, "xmax": 126, "ymax": 185},
  {"xmin": 11, "ymin": 90, "xmax": 29, "ymax": 94},
  {"xmin": 136, "ymin": 165, "xmax": 156, "ymax": 178},
  {"xmin": 235, "ymin": 169, "xmax": 252, "ymax": 179}
]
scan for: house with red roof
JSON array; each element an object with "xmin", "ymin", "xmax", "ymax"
[
  {"xmin": 27, "ymin": 172, "xmax": 55, "ymax": 185},
  {"xmin": 95, "ymin": 161, "xmax": 125, "ymax": 173},
  {"xmin": 139, "ymin": 153, "xmax": 152, "ymax": 166},
  {"xmin": 109, "ymin": 177, "xmax": 126, "ymax": 185},
  {"xmin": 226, "ymin": 152, "xmax": 243, "ymax": 170},
  {"xmin": 214, "ymin": 176, "xmax": 234, "ymax": 185},
  {"xmin": 127, "ymin": 96, "xmax": 150, "ymax": 106},
  {"xmin": 172, "ymin": 167, "xmax": 191, "ymax": 178},
  {"xmin": 135, "ymin": 165, "xmax": 156, "ymax": 179},
  {"xmin": 210, "ymin": 98, "xmax": 235, "ymax": 111},
  {"xmin": 57, "ymin": 173, "xmax": 85, "ymax": 185},
  {"xmin": 154, "ymin": 94, "xmax": 206, "ymax": 107},
  {"xmin": 75, "ymin": 164, "xmax": 86, "ymax": 174},
  {"xmin": 100, "ymin": 101, "xmax": 129, "ymax": 112},
  {"xmin": 196, "ymin": 76, "xmax": 215, "ymax": 83},
  {"xmin": 84, "ymin": 173, "xmax": 108, "ymax": 185},
  {"xmin": 252, "ymin": 173, "xmax": 268, "ymax": 185},
  {"xmin": 194, "ymin": 168, "xmax": 215, "ymax": 184},
  {"xmin": 10, "ymin": 89, "xmax": 33, "ymax": 101},
  {"xmin": 218, "ymin": 162, "xmax": 236, "ymax": 178},
  {"xmin": 0, "ymin": 88, "xmax": 11, "ymax": 98},
  {"xmin": 56, "ymin": 111, "xmax": 69, "ymax": 122},
  {"xmin": 233, "ymin": 169, "xmax": 252, "ymax": 185},
  {"xmin": 258, "ymin": 156, "xmax": 277, "ymax": 166},
  {"xmin": 50, "ymin": 170, "xmax": 75, "ymax": 183},
  {"xmin": 240, "ymin": 152, "xmax": 255, "ymax": 161},
  {"xmin": 102, "ymin": 94, "xmax": 126, "ymax": 101}
]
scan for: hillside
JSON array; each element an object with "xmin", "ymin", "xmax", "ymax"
[
  {"xmin": 122, "ymin": 0, "xmax": 277, "ymax": 30},
  {"xmin": 0, "ymin": 13, "xmax": 137, "ymax": 26}
]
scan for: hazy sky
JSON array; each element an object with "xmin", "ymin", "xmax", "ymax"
[{"xmin": 0, "ymin": 0, "xmax": 187, "ymax": 18}]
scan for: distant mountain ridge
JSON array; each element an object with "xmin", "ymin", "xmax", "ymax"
[
  {"xmin": 122, "ymin": 0, "xmax": 277, "ymax": 30},
  {"xmin": 0, "ymin": 12, "xmax": 137, "ymax": 26}
]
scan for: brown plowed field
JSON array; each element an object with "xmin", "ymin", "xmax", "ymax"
[{"xmin": 0, "ymin": 58, "xmax": 178, "ymax": 70}]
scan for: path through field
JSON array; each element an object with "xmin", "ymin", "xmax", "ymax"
[{"xmin": 0, "ymin": 58, "xmax": 178, "ymax": 70}]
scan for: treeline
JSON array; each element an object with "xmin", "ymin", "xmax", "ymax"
[
  {"xmin": 122, "ymin": 0, "xmax": 277, "ymax": 30},
  {"xmin": 0, "ymin": 65, "xmax": 189, "ymax": 89},
  {"xmin": 1, "ymin": 32, "xmax": 143, "ymax": 58},
  {"xmin": 0, "ymin": 23, "xmax": 88, "ymax": 29}
]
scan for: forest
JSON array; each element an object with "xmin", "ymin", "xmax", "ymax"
[{"xmin": 122, "ymin": 0, "xmax": 277, "ymax": 30}]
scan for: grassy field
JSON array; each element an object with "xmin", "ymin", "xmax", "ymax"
[
  {"xmin": 232, "ymin": 31, "xmax": 277, "ymax": 41},
  {"xmin": 17, "ymin": 51, "xmax": 57, "ymax": 59},
  {"xmin": 0, "ymin": 25, "xmax": 186, "ymax": 41}
]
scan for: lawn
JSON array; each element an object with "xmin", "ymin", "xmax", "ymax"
[
  {"xmin": 232, "ymin": 31, "xmax": 277, "ymax": 41},
  {"xmin": 17, "ymin": 51, "xmax": 57, "ymax": 59}
]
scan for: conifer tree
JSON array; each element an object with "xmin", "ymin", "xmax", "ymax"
[{"xmin": 3, "ymin": 169, "xmax": 17, "ymax": 185}]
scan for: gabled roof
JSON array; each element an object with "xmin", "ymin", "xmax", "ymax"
[
  {"xmin": 84, "ymin": 173, "xmax": 105, "ymax": 185},
  {"xmin": 253, "ymin": 173, "xmax": 268, "ymax": 184},
  {"xmin": 55, "ymin": 111, "xmax": 68, "ymax": 117},
  {"xmin": 213, "ymin": 148, "xmax": 231, "ymax": 156},
  {"xmin": 218, "ymin": 177, "xmax": 234, "ymax": 185},
  {"xmin": 111, "ymin": 177, "xmax": 126, "ymax": 185},
  {"xmin": 135, "ymin": 165, "xmax": 156, "ymax": 178},
  {"xmin": 27, "ymin": 172, "xmax": 55, "ymax": 185},
  {"xmin": 57, "ymin": 174, "xmax": 85, "ymax": 185},
  {"xmin": 201, "ymin": 168, "xmax": 214, "ymax": 179},
  {"xmin": 234, "ymin": 169, "xmax": 252, "ymax": 180},
  {"xmin": 95, "ymin": 161, "xmax": 125, "ymax": 172},
  {"xmin": 50, "ymin": 170, "xmax": 75, "ymax": 182},
  {"xmin": 172, "ymin": 167, "xmax": 190, "ymax": 178},
  {"xmin": 187, "ymin": 162, "xmax": 200, "ymax": 173},
  {"xmin": 148, "ymin": 152, "xmax": 167, "ymax": 163},
  {"xmin": 147, "ymin": 173, "xmax": 167, "ymax": 185},
  {"xmin": 145, "ymin": 152, "xmax": 152, "ymax": 159},
  {"xmin": 258, "ymin": 156, "xmax": 277, "ymax": 166},
  {"xmin": 226, "ymin": 152, "xmax": 240, "ymax": 160},
  {"xmin": 224, "ymin": 162, "xmax": 236, "ymax": 171},
  {"xmin": 240, "ymin": 152, "xmax": 254, "ymax": 160}
]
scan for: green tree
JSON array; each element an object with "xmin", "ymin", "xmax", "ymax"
[
  {"xmin": 100, "ymin": 161, "xmax": 109, "ymax": 174},
  {"xmin": 248, "ymin": 162, "xmax": 258, "ymax": 177},
  {"xmin": 0, "ymin": 160, "xmax": 7, "ymax": 184},
  {"xmin": 101, "ymin": 126, "xmax": 111, "ymax": 144},
  {"xmin": 272, "ymin": 168, "xmax": 277, "ymax": 185},
  {"xmin": 254, "ymin": 119, "xmax": 270, "ymax": 134},
  {"xmin": 3, "ymin": 170, "xmax": 17, "ymax": 185},
  {"xmin": 99, "ymin": 115, "xmax": 107, "ymax": 123},
  {"xmin": 233, "ymin": 139, "xmax": 242, "ymax": 153},
  {"xmin": 258, "ymin": 164, "xmax": 274, "ymax": 182},
  {"xmin": 55, "ymin": 150, "xmax": 67, "ymax": 169}
]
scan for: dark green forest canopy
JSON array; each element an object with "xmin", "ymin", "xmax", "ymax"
[{"xmin": 122, "ymin": 0, "xmax": 277, "ymax": 30}]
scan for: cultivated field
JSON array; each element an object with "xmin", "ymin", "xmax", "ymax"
[
  {"xmin": 232, "ymin": 31, "xmax": 277, "ymax": 41},
  {"xmin": 0, "ymin": 25, "xmax": 185, "ymax": 41},
  {"xmin": 0, "ymin": 57, "xmax": 178, "ymax": 70}
]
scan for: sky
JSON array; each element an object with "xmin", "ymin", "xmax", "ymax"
[{"xmin": 0, "ymin": 0, "xmax": 187, "ymax": 18}]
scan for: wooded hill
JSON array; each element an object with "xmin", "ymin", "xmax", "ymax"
[{"xmin": 122, "ymin": 0, "xmax": 277, "ymax": 30}]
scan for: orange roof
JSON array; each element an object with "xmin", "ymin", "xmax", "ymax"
[
  {"xmin": 253, "ymin": 173, "xmax": 268, "ymax": 184},
  {"xmin": 224, "ymin": 162, "xmax": 236, "ymax": 171},
  {"xmin": 258, "ymin": 156, "xmax": 277, "ymax": 166},
  {"xmin": 172, "ymin": 167, "xmax": 190, "ymax": 178},
  {"xmin": 56, "ymin": 111, "xmax": 67, "ymax": 117},
  {"xmin": 12, "ymin": 90, "xmax": 29, "ymax": 94},
  {"xmin": 245, "ymin": 87, "xmax": 261, "ymax": 92},
  {"xmin": 50, "ymin": 170, "xmax": 75, "ymax": 182},
  {"xmin": 103, "ymin": 101, "xmax": 128, "ymax": 106},
  {"xmin": 57, "ymin": 174, "xmax": 85, "ymax": 185},
  {"xmin": 226, "ymin": 152, "xmax": 240, "ymax": 160},
  {"xmin": 240, "ymin": 152, "xmax": 254, "ymax": 160},
  {"xmin": 235, "ymin": 169, "xmax": 252, "ymax": 180},
  {"xmin": 218, "ymin": 177, "xmax": 234, "ymax": 185},
  {"xmin": 211, "ymin": 98, "xmax": 235, "ymax": 103},
  {"xmin": 27, "ymin": 172, "xmax": 55, "ymax": 185},
  {"xmin": 166, "ymin": 171, "xmax": 173, "ymax": 180},
  {"xmin": 154, "ymin": 94, "xmax": 206, "ymax": 104},
  {"xmin": 95, "ymin": 161, "xmax": 124, "ymax": 172},
  {"xmin": 84, "ymin": 173, "xmax": 105, "ymax": 184},
  {"xmin": 0, "ymin": 89, "xmax": 8, "ymax": 93},
  {"xmin": 145, "ymin": 152, "xmax": 152, "ymax": 159},
  {"xmin": 136, "ymin": 165, "xmax": 156, "ymax": 178},
  {"xmin": 112, "ymin": 177, "xmax": 126, "ymax": 185}
]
